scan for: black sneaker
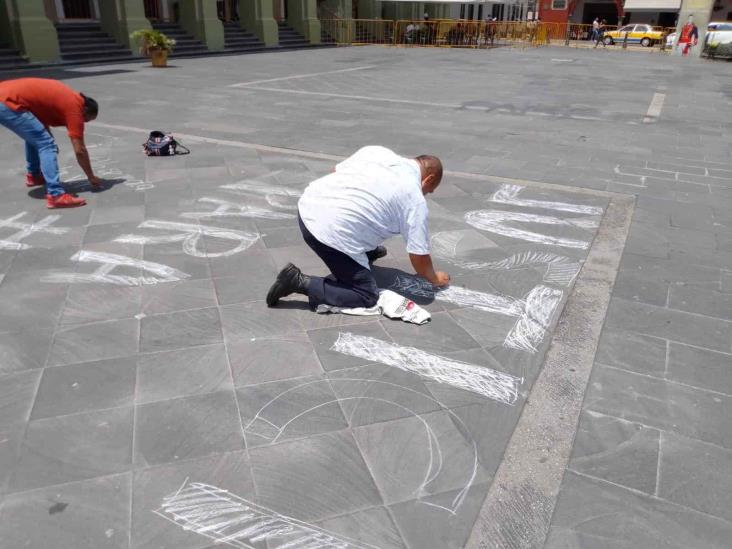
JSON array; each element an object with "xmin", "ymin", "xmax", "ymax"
[
  {"xmin": 366, "ymin": 246, "xmax": 387, "ymax": 264},
  {"xmin": 266, "ymin": 263, "xmax": 308, "ymax": 307}
]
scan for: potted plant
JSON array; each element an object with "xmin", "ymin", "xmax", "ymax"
[{"xmin": 131, "ymin": 29, "xmax": 176, "ymax": 68}]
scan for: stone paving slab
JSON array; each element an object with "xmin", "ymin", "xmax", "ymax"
[{"xmin": 0, "ymin": 45, "xmax": 730, "ymax": 549}]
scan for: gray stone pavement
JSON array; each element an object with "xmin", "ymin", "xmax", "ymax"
[{"xmin": 0, "ymin": 45, "xmax": 730, "ymax": 548}]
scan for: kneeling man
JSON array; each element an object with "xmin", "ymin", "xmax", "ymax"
[{"xmin": 266, "ymin": 146, "xmax": 450, "ymax": 309}]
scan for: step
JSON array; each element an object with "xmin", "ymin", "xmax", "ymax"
[
  {"xmin": 224, "ymin": 46, "xmax": 267, "ymax": 53},
  {"xmin": 56, "ymin": 31, "xmax": 110, "ymax": 40},
  {"xmin": 225, "ymin": 38, "xmax": 261, "ymax": 46},
  {"xmin": 61, "ymin": 50, "xmax": 135, "ymax": 61},
  {"xmin": 60, "ymin": 43, "xmax": 128, "ymax": 53},
  {"xmin": 166, "ymin": 37, "xmax": 200, "ymax": 43},
  {"xmin": 0, "ymin": 54, "xmax": 26, "ymax": 63}
]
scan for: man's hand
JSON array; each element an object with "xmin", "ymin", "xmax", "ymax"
[
  {"xmin": 70, "ymin": 136, "xmax": 98, "ymax": 186},
  {"xmin": 433, "ymin": 271, "xmax": 450, "ymax": 287},
  {"xmin": 409, "ymin": 253, "xmax": 449, "ymax": 288}
]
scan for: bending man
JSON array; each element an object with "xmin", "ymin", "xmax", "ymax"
[
  {"xmin": 0, "ymin": 77, "xmax": 101, "ymax": 208},
  {"xmin": 266, "ymin": 146, "xmax": 450, "ymax": 309}
]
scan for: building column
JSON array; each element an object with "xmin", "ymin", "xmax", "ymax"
[
  {"xmin": 286, "ymin": 0, "xmax": 321, "ymax": 43},
  {"xmin": 179, "ymin": 0, "xmax": 225, "ymax": 50},
  {"xmin": 358, "ymin": 0, "xmax": 382, "ymax": 19},
  {"xmin": 321, "ymin": 0, "xmax": 352, "ymax": 18},
  {"xmin": 238, "ymin": 0, "xmax": 278, "ymax": 45},
  {"xmin": 674, "ymin": 0, "xmax": 714, "ymax": 57},
  {"xmin": 0, "ymin": 0, "xmax": 59, "ymax": 62},
  {"xmin": 98, "ymin": 0, "xmax": 151, "ymax": 51}
]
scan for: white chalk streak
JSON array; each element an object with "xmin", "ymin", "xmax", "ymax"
[
  {"xmin": 389, "ymin": 275, "xmax": 564, "ymax": 354},
  {"xmin": 438, "ymin": 286, "xmax": 526, "ymax": 316},
  {"xmin": 155, "ymin": 481, "xmax": 377, "ymax": 549},
  {"xmin": 643, "ymin": 92, "xmax": 665, "ymax": 123},
  {"xmin": 450, "ymin": 251, "xmax": 582, "ymax": 287},
  {"xmin": 464, "ymin": 210, "xmax": 595, "ymax": 249},
  {"xmin": 331, "ymin": 332, "xmax": 520, "ymax": 405},
  {"xmin": 220, "ymin": 181, "xmax": 302, "ymax": 211},
  {"xmin": 220, "ymin": 181, "xmax": 302, "ymax": 197},
  {"xmin": 504, "ymin": 286, "xmax": 563, "ymax": 353},
  {"xmin": 543, "ymin": 261, "xmax": 582, "ymax": 286},
  {"xmin": 41, "ymin": 250, "xmax": 190, "ymax": 286},
  {"xmin": 115, "ymin": 220, "xmax": 260, "ymax": 258},
  {"xmin": 181, "ymin": 197, "xmax": 295, "ymax": 220},
  {"xmin": 230, "ymin": 65, "xmax": 376, "ymax": 87},
  {"xmin": 431, "ymin": 231, "xmax": 463, "ymax": 258},
  {"xmin": 0, "ymin": 212, "xmax": 69, "ymax": 250},
  {"xmin": 390, "ymin": 275, "xmax": 525, "ymax": 316},
  {"xmin": 490, "ymin": 184, "xmax": 604, "ymax": 215},
  {"xmin": 243, "ymin": 377, "xmax": 478, "ymax": 513}
]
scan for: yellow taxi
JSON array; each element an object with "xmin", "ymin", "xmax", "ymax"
[{"xmin": 603, "ymin": 24, "xmax": 665, "ymax": 47}]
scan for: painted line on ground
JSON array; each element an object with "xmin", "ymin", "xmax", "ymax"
[
  {"xmin": 465, "ymin": 192, "xmax": 635, "ymax": 549},
  {"xmin": 643, "ymin": 92, "xmax": 665, "ymax": 123},
  {"xmin": 90, "ymin": 122, "xmax": 626, "ymax": 203},
  {"xmin": 232, "ymin": 86, "xmax": 463, "ymax": 109},
  {"xmin": 91, "ymin": 122, "xmax": 343, "ymax": 162},
  {"xmin": 229, "ymin": 65, "xmax": 376, "ymax": 87}
]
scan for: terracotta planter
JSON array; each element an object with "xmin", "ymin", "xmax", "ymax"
[{"xmin": 150, "ymin": 49, "xmax": 168, "ymax": 68}]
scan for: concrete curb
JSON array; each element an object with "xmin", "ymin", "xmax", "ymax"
[{"xmin": 464, "ymin": 191, "xmax": 635, "ymax": 549}]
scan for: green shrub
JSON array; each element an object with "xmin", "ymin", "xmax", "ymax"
[{"xmin": 131, "ymin": 29, "xmax": 176, "ymax": 56}]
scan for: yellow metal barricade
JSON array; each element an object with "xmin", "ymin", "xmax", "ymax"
[
  {"xmin": 319, "ymin": 19, "xmax": 670, "ymax": 51},
  {"xmin": 394, "ymin": 20, "xmax": 439, "ymax": 46},
  {"xmin": 352, "ymin": 19, "xmax": 394, "ymax": 45}
]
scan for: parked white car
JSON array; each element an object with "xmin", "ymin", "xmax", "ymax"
[
  {"xmin": 704, "ymin": 22, "xmax": 732, "ymax": 58},
  {"xmin": 666, "ymin": 32, "xmax": 676, "ymax": 48}
]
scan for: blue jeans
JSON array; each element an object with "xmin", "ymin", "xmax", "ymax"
[
  {"xmin": 298, "ymin": 214, "xmax": 379, "ymax": 309},
  {"xmin": 0, "ymin": 102, "xmax": 64, "ymax": 196}
]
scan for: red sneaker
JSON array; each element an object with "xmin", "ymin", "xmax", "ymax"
[
  {"xmin": 46, "ymin": 193, "xmax": 86, "ymax": 209},
  {"xmin": 25, "ymin": 173, "xmax": 45, "ymax": 187}
]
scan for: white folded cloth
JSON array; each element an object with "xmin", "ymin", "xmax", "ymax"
[{"xmin": 314, "ymin": 289, "xmax": 431, "ymax": 325}]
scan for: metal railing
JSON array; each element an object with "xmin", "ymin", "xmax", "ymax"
[{"xmin": 320, "ymin": 19, "xmax": 677, "ymax": 51}]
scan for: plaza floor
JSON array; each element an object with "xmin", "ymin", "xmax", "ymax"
[{"xmin": 0, "ymin": 45, "xmax": 730, "ymax": 549}]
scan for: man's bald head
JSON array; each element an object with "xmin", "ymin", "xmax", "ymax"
[{"xmin": 416, "ymin": 155, "xmax": 443, "ymax": 195}]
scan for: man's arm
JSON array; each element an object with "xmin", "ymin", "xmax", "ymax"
[
  {"xmin": 70, "ymin": 137, "xmax": 101, "ymax": 186},
  {"xmin": 409, "ymin": 253, "xmax": 450, "ymax": 287}
]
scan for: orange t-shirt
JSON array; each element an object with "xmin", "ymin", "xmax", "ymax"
[{"xmin": 0, "ymin": 78, "xmax": 85, "ymax": 139}]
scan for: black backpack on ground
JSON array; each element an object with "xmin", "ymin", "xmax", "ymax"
[{"xmin": 142, "ymin": 131, "xmax": 190, "ymax": 156}]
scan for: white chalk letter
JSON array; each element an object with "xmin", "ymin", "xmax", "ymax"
[
  {"xmin": 0, "ymin": 212, "xmax": 69, "ymax": 251},
  {"xmin": 42, "ymin": 250, "xmax": 190, "ymax": 286},
  {"xmin": 115, "ymin": 220, "xmax": 260, "ymax": 258}
]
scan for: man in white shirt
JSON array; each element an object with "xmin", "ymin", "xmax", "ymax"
[{"xmin": 266, "ymin": 146, "xmax": 450, "ymax": 309}]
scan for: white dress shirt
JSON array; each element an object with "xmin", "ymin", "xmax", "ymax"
[{"xmin": 298, "ymin": 146, "xmax": 431, "ymax": 268}]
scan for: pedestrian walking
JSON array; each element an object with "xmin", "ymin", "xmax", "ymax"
[
  {"xmin": 594, "ymin": 19, "xmax": 607, "ymax": 48},
  {"xmin": 591, "ymin": 18, "xmax": 600, "ymax": 42}
]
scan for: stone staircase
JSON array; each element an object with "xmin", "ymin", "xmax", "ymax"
[
  {"xmin": 0, "ymin": 44, "xmax": 28, "ymax": 71},
  {"xmin": 223, "ymin": 22, "xmax": 265, "ymax": 53},
  {"xmin": 151, "ymin": 22, "xmax": 209, "ymax": 57},
  {"xmin": 55, "ymin": 22, "xmax": 135, "ymax": 64},
  {"xmin": 277, "ymin": 22, "xmax": 309, "ymax": 48}
]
